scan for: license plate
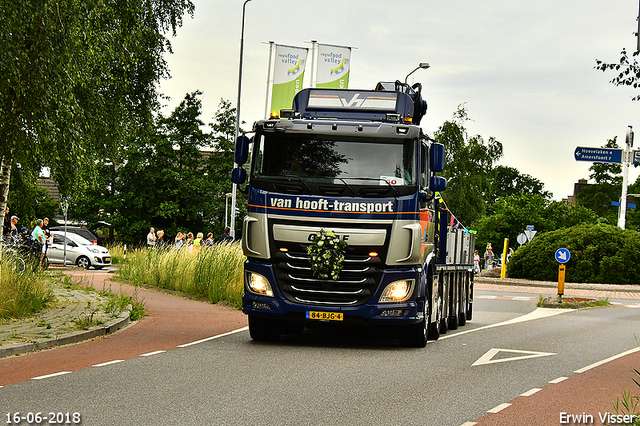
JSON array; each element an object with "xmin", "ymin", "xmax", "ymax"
[
  {"xmin": 306, "ymin": 311, "xmax": 343, "ymax": 321},
  {"xmin": 104, "ymin": 257, "xmax": 111, "ymax": 263}
]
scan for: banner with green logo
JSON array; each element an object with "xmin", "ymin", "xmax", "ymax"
[
  {"xmin": 316, "ymin": 44, "xmax": 351, "ymax": 89},
  {"xmin": 270, "ymin": 45, "xmax": 308, "ymax": 116}
]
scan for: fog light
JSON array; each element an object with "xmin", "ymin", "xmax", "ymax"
[
  {"xmin": 252, "ymin": 302, "xmax": 272, "ymax": 310},
  {"xmin": 381, "ymin": 309, "xmax": 405, "ymax": 317},
  {"xmin": 379, "ymin": 280, "xmax": 414, "ymax": 303},
  {"xmin": 247, "ymin": 272, "xmax": 274, "ymax": 297}
]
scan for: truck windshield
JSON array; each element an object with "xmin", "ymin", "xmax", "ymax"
[{"xmin": 252, "ymin": 134, "xmax": 417, "ymax": 187}]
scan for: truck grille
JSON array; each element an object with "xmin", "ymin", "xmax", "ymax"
[{"xmin": 273, "ymin": 250, "xmax": 382, "ymax": 306}]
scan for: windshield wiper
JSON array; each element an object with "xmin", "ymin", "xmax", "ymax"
[
  {"xmin": 339, "ymin": 177, "xmax": 400, "ymax": 197},
  {"xmin": 281, "ymin": 174, "xmax": 312, "ymax": 194}
]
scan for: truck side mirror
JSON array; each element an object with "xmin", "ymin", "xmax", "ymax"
[
  {"xmin": 429, "ymin": 175, "xmax": 447, "ymax": 192},
  {"xmin": 430, "ymin": 142, "xmax": 445, "ymax": 172},
  {"xmin": 231, "ymin": 167, "xmax": 246, "ymax": 184},
  {"xmin": 235, "ymin": 135, "xmax": 250, "ymax": 165}
]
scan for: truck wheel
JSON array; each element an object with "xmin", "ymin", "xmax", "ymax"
[
  {"xmin": 448, "ymin": 278, "xmax": 460, "ymax": 330},
  {"xmin": 400, "ymin": 301, "xmax": 427, "ymax": 348},
  {"xmin": 427, "ymin": 291, "xmax": 441, "ymax": 341},
  {"xmin": 248, "ymin": 315, "xmax": 282, "ymax": 342}
]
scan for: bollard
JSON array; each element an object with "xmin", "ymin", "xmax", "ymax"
[
  {"xmin": 558, "ymin": 264, "xmax": 566, "ymax": 302},
  {"xmin": 500, "ymin": 238, "xmax": 509, "ymax": 281}
]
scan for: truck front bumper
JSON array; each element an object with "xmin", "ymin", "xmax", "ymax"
[{"xmin": 241, "ymin": 260, "xmax": 424, "ymax": 326}]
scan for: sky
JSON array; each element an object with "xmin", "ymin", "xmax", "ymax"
[{"xmin": 158, "ymin": 0, "xmax": 640, "ymax": 202}]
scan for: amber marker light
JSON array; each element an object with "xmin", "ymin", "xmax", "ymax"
[
  {"xmin": 279, "ymin": 247, "xmax": 288, "ymax": 252},
  {"xmin": 369, "ymin": 252, "xmax": 379, "ymax": 258}
]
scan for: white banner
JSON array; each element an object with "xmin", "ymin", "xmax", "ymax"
[{"xmin": 315, "ymin": 44, "xmax": 351, "ymax": 89}]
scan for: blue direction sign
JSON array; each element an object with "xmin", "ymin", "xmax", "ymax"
[
  {"xmin": 555, "ymin": 248, "xmax": 571, "ymax": 264},
  {"xmin": 634, "ymin": 150, "xmax": 640, "ymax": 164},
  {"xmin": 574, "ymin": 147, "xmax": 622, "ymax": 164}
]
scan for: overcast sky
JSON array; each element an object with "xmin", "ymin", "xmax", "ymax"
[{"xmin": 159, "ymin": 0, "xmax": 640, "ymax": 202}]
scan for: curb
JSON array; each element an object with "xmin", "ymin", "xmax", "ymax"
[
  {"xmin": 0, "ymin": 310, "xmax": 130, "ymax": 359},
  {"xmin": 474, "ymin": 276, "xmax": 640, "ymax": 293}
]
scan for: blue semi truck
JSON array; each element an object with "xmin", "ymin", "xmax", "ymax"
[{"xmin": 231, "ymin": 80, "xmax": 474, "ymax": 347}]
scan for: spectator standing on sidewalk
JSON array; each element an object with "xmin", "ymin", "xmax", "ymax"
[
  {"xmin": 219, "ymin": 226, "xmax": 233, "ymax": 243},
  {"xmin": 156, "ymin": 229, "xmax": 166, "ymax": 249},
  {"xmin": 473, "ymin": 250, "xmax": 480, "ymax": 275},
  {"xmin": 6, "ymin": 215, "xmax": 19, "ymax": 241},
  {"xmin": 483, "ymin": 243, "xmax": 494, "ymax": 271},
  {"xmin": 32, "ymin": 219, "xmax": 47, "ymax": 268},
  {"xmin": 147, "ymin": 227, "xmax": 156, "ymax": 247}
]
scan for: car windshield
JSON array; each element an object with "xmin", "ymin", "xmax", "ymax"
[
  {"xmin": 252, "ymin": 134, "xmax": 417, "ymax": 186},
  {"xmin": 54, "ymin": 233, "xmax": 93, "ymax": 246}
]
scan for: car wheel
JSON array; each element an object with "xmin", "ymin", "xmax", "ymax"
[
  {"xmin": 248, "ymin": 315, "xmax": 281, "ymax": 342},
  {"xmin": 76, "ymin": 256, "xmax": 91, "ymax": 269}
]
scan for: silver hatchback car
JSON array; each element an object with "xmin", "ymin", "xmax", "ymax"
[{"xmin": 48, "ymin": 231, "xmax": 112, "ymax": 269}]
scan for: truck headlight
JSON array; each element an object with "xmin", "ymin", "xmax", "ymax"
[
  {"xmin": 379, "ymin": 280, "xmax": 414, "ymax": 303},
  {"xmin": 247, "ymin": 272, "xmax": 274, "ymax": 297}
]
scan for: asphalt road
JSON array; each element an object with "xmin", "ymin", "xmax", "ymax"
[{"xmin": 2, "ymin": 292, "xmax": 639, "ymax": 426}]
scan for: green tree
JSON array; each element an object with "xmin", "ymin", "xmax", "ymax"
[
  {"xmin": 435, "ymin": 105, "xmax": 503, "ymax": 226},
  {"xmin": 489, "ymin": 165, "xmax": 551, "ymax": 204},
  {"xmin": 473, "ymin": 193, "xmax": 599, "ymax": 253},
  {"xmin": 0, "ymin": 0, "xmax": 194, "ymax": 235}
]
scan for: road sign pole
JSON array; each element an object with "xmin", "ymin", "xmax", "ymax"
[{"xmin": 617, "ymin": 126, "xmax": 633, "ymax": 229}]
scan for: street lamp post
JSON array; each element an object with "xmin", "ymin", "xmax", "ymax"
[
  {"xmin": 404, "ymin": 62, "xmax": 430, "ymax": 86},
  {"xmin": 225, "ymin": 192, "xmax": 232, "ymax": 229},
  {"xmin": 230, "ymin": 0, "xmax": 252, "ymax": 239}
]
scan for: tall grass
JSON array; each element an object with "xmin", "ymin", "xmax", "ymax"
[
  {"xmin": 116, "ymin": 243, "xmax": 245, "ymax": 308},
  {"xmin": 0, "ymin": 252, "xmax": 53, "ymax": 319}
]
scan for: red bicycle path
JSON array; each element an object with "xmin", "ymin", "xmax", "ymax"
[
  {"xmin": 0, "ymin": 272, "xmax": 247, "ymax": 387},
  {"xmin": 1, "ymin": 272, "xmax": 639, "ymax": 426}
]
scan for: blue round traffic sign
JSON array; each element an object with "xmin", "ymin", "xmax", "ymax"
[{"xmin": 555, "ymin": 248, "xmax": 571, "ymax": 264}]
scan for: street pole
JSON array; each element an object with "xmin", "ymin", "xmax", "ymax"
[
  {"xmin": 617, "ymin": 126, "xmax": 633, "ymax": 229},
  {"xmin": 225, "ymin": 193, "xmax": 232, "ymax": 229},
  {"xmin": 230, "ymin": 0, "xmax": 252, "ymax": 239}
]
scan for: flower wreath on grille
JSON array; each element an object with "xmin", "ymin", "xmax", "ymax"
[{"xmin": 307, "ymin": 229, "xmax": 348, "ymax": 280}]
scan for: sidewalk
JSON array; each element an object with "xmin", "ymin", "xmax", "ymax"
[
  {"xmin": 0, "ymin": 267, "xmax": 130, "ymax": 358},
  {"xmin": 475, "ymin": 275, "xmax": 640, "ymax": 300}
]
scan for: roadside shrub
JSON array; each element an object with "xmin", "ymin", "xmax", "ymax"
[
  {"xmin": 0, "ymin": 254, "xmax": 53, "ymax": 319},
  {"xmin": 507, "ymin": 224, "xmax": 640, "ymax": 284},
  {"xmin": 117, "ymin": 243, "xmax": 245, "ymax": 308}
]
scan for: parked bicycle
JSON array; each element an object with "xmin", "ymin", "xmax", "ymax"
[{"xmin": 2, "ymin": 235, "xmax": 48, "ymax": 272}]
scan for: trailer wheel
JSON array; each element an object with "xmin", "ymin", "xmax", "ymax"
[{"xmin": 248, "ymin": 315, "xmax": 282, "ymax": 342}]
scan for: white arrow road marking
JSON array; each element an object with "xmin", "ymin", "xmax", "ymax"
[{"xmin": 472, "ymin": 348, "xmax": 556, "ymax": 366}]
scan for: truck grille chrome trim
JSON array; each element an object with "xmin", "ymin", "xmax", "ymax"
[
  {"xmin": 290, "ymin": 285, "xmax": 364, "ymax": 295},
  {"xmin": 294, "ymin": 297, "xmax": 359, "ymax": 306},
  {"xmin": 287, "ymin": 274, "xmax": 367, "ymax": 285}
]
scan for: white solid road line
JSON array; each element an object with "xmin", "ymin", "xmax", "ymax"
[
  {"xmin": 574, "ymin": 347, "xmax": 640, "ymax": 373},
  {"xmin": 177, "ymin": 326, "xmax": 249, "ymax": 348},
  {"xmin": 549, "ymin": 376, "xmax": 568, "ymax": 384}
]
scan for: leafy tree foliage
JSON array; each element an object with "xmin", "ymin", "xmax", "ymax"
[
  {"xmin": 70, "ymin": 94, "xmax": 244, "ymax": 243},
  {"xmin": 435, "ymin": 105, "xmax": 503, "ymax": 226},
  {"xmin": 472, "ymin": 193, "xmax": 598, "ymax": 253},
  {"xmin": 489, "ymin": 165, "xmax": 551, "ymax": 204},
  {"xmin": 596, "ymin": 48, "xmax": 640, "ymax": 100},
  {"xmin": 0, "ymin": 0, "xmax": 194, "ymax": 235},
  {"xmin": 508, "ymin": 224, "xmax": 640, "ymax": 284}
]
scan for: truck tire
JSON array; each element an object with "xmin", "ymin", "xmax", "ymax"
[
  {"xmin": 400, "ymin": 300, "xmax": 427, "ymax": 348},
  {"xmin": 427, "ymin": 290, "xmax": 441, "ymax": 341},
  {"xmin": 248, "ymin": 315, "xmax": 282, "ymax": 342}
]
